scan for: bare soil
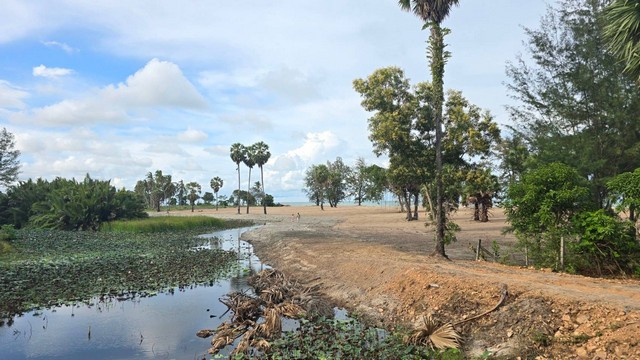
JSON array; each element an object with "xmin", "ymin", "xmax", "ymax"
[{"xmin": 180, "ymin": 205, "xmax": 640, "ymax": 359}]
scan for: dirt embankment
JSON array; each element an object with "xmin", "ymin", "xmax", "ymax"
[{"xmin": 190, "ymin": 205, "xmax": 640, "ymax": 359}]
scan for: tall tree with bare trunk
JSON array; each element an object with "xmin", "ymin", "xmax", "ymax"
[
  {"xmin": 252, "ymin": 141, "xmax": 271, "ymax": 214},
  {"xmin": 230, "ymin": 143, "xmax": 246, "ymax": 215},
  {"xmin": 398, "ymin": 0, "xmax": 459, "ymax": 257}
]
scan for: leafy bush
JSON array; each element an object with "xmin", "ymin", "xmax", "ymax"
[
  {"xmin": 504, "ymin": 163, "xmax": 594, "ymax": 269},
  {"xmin": 0, "ymin": 224, "xmax": 16, "ymax": 242},
  {"xmin": 571, "ymin": 210, "xmax": 639, "ymax": 276}
]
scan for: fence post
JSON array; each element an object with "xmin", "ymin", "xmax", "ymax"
[
  {"xmin": 476, "ymin": 239, "xmax": 482, "ymax": 261},
  {"xmin": 560, "ymin": 236, "xmax": 565, "ymax": 271}
]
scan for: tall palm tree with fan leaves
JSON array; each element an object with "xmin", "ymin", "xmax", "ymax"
[
  {"xmin": 243, "ymin": 144, "xmax": 257, "ymax": 214},
  {"xmin": 252, "ymin": 141, "xmax": 271, "ymax": 214},
  {"xmin": 230, "ymin": 143, "xmax": 246, "ymax": 214},
  {"xmin": 398, "ymin": 0, "xmax": 459, "ymax": 258},
  {"xmin": 603, "ymin": 0, "xmax": 640, "ymax": 83},
  {"xmin": 210, "ymin": 176, "xmax": 223, "ymax": 211}
]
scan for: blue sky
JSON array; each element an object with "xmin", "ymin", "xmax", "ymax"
[{"xmin": 0, "ymin": 1, "xmax": 552, "ymax": 202}]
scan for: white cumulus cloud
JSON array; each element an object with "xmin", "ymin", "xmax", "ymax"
[
  {"xmin": 177, "ymin": 127, "xmax": 208, "ymax": 142},
  {"xmin": 14, "ymin": 58, "xmax": 207, "ymax": 126},
  {"xmin": 33, "ymin": 64, "xmax": 73, "ymax": 78}
]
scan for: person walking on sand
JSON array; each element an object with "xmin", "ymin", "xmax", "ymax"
[{"xmin": 296, "ymin": 213, "xmax": 300, "ymax": 222}]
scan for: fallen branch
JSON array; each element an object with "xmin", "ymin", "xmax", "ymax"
[{"xmin": 453, "ymin": 284, "xmax": 508, "ymax": 326}]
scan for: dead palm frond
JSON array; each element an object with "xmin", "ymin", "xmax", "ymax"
[
  {"xmin": 260, "ymin": 285, "xmax": 289, "ymax": 304},
  {"xmin": 276, "ymin": 301, "xmax": 306, "ymax": 319},
  {"xmin": 261, "ymin": 307, "xmax": 283, "ymax": 338},
  {"xmin": 232, "ymin": 325, "xmax": 258, "ymax": 355},
  {"xmin": 209, "ymin": 322, "xmax": 246, "ymax": 354},
  {"xmin": 405, "ymin": 314, "xmax": 461, "ymax": 350},
  {"xmin": 252, "ymin": 338, "xmax": 272, "ymax": 351}
]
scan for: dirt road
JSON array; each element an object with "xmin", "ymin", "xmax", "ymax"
[{"xmin": 189, "ymin": 205, "xmax": 640, "ymax": 358}]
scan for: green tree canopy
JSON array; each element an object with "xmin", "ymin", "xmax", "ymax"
[
  {"xmin": 506, "ymin": 0, "xmax": 640, "ymax": 208},
  {"xmin": 0, "ymin": 128, "xmax": 20, "ymax": 188}
]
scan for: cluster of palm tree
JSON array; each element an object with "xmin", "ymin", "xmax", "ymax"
[{"xmin": 230, "ymin": 142, "xmax": 271, "ymax": 215}]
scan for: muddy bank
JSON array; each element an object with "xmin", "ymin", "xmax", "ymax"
[{"xmin": 192, "ymin": 205, "xmax": 640, "ymax": 358}]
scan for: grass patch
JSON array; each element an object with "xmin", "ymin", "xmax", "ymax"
[
  {"xmin": 103, "ymin": 216, "xmax": 250, "ymax": 233},
  {"xmin": 0, "ymin": 222, "xmax": 252, "ymax": 319}
]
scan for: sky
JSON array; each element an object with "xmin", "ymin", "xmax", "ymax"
[{"xmin": 0, "ymin": 1, "xmax": 553, "ymax": 202}]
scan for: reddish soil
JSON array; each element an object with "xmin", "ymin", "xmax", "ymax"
[{"xmin": 187, "ymin": 205, "xmax": 640, "ymax": 359}]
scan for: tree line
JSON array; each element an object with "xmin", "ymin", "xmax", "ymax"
[
  {"xmin": 346, "ymin": 0, "xmax": 639, "ymax": 276},
  {"xmin": 0, "ymin": 127, "xmax": 277, "ymax": 230}
]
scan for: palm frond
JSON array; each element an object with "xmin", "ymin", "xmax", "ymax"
[
  {"xmin": 405, "ymin": 314, "xmax": 461, "ymax": 350},
  {"xmin": 398, "ymin": 0, "xmax": 460, "ymax": 24}
]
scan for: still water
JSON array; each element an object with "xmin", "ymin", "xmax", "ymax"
[{"xmin": 0, "ymin": 226, "xmax": 265, "ymax": 360}]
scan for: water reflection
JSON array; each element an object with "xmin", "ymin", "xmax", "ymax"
[{"xmin": 0, "ymin": 226, "xmax": 263, "ymax": 360}]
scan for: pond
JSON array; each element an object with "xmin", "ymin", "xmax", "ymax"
[{"xmin": 0, "ymin": 226, "xmax": 266, "ymax": 360}]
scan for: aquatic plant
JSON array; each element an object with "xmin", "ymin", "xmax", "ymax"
[
  {"xmin": 103, "ymin": 216, "xmax": 250, "ymax": 233},
  {"xmin": 0, "ymin": 227, "xmax": 242, "ymax": 318}
]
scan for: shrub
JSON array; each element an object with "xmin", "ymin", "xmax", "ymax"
[{"xmin": 571, "ymin": 210, "xmax": 640, "ymax": 276}]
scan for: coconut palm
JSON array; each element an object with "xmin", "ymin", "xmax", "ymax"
[
  {"xmin": 210, "ymin": 176, "xmax": 224, "ymax": 211},
  {"xmin": 252, "ymin": 141, "xmax": 271, "ymax": 214},
  {"xmin": 243, "ymin": 145, "xmax": 257, "ymax": 214},
  {"xmin": 603, "ymin": 0, "xmax": 640, "ymax": 82},
  {"xmin": 230, "ymin": 143, "xmax": 247, "ymax": 214},
  {"xmin": 398, "ymin": 0, "xmax": 459, "ymax": 258}
]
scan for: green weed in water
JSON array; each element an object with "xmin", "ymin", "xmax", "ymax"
[
  {"xmin": 102, "ymin": 216, "xmax": 250, "ymax": 233},
  {"xmin": 241, "ymin": 318, "xmax": 460, "ymax": 360},
  {"xmin": 0, "ymin": 224, "xmax": 248, "ymax": 318}
]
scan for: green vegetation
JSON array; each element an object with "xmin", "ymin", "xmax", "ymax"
[
  {"xmin": 217, "ymin": 317, "xmax": 462, "ymax": 360},
  {"xmin": 0, "ymin": 217, "xmax": 250, "ymax": 319},
  {"xmin": 103, "ymin": 215, "xmax": 247, "ymax": 233},
  {"xmin": 0, "ymin": 127, "xmax": 20, "ymax": 188},
  {"xmin": 0, "ymin": 175, "xmax": 147, "ymax": 230}
]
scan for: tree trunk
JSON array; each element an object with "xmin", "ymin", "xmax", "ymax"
[
  {"xmin": 236, "ymin": 165, "xmax": 241, "ymax": 215},
  {"xmin": 470, "ymin": 196, "xmax": 479, "ymax": 221},
  {"xmin": 431, "ymin": 24, "xmax": 447, "ymax": 258},
  {"xmin": 261, "ymin": 166, "xmax": 267, "ymax": 214},
  {"xmin": 424, "ymin": 184, "xmax": 436, "ymax": 221},
  {"xmin": 246, "ymin": 167, "xmax": 252, "ymax": 214},
  {"xmin": 398, "ymin": 193, "xmax": 406, "ymax": 213},
  {"xmin": 404, "ymin": 190, "xmax": 413, "ymax": 221},
  {"xmin": 413, "ymin": 192, "xmax": 419, "ymax": 220}
]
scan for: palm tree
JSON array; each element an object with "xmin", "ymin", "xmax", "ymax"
[
  {"xmin": 186, "ymin": 181, "xmax": 201, "ymax": 212},
  {"xmin": 210, "ymin": 176, "xmax": 224, "ymax": 211},
  {"xmin": 604, "ymin": 0, "xmax": 640, "ymax": 82},
  {"xmin": 252, "ymin": 141, "xmax": 271, "ymax": 214},
  {"xmin": 230, "ymin": 143, "xmax": 247, "ymax": 214},
  {"xmin": 398, "ymin": 0, "xmax": 459, "ymax": 258},
  {"xmin": 243, "ymin": 144, "xmax": 257, "ymax": 214}
]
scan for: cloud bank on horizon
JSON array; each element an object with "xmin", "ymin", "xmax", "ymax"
[{"xmin": 0, "ymin": 0, "xmax": 550, "ymax": 201}]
